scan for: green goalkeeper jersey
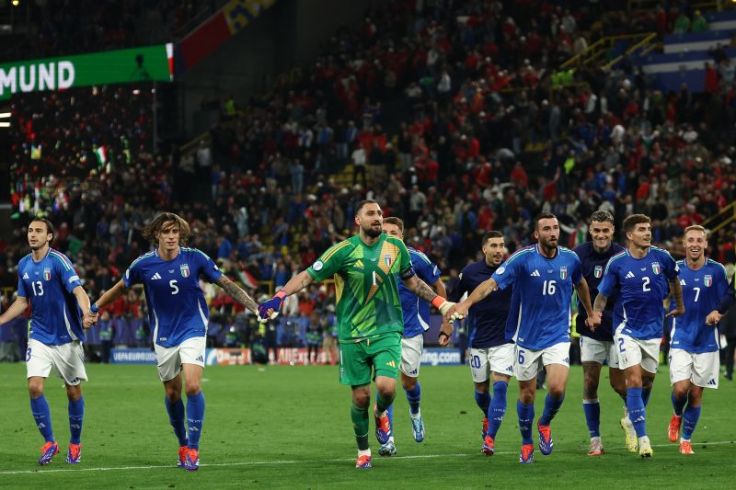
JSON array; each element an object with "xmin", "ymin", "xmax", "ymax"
[{"xmin": 307, "ymin": 233, "xmax": 414, "ymax": 341}]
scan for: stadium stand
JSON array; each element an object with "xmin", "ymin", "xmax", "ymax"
[{"xmin": 1, "ymin": 0, "xmax": 735, "ymax": 359}]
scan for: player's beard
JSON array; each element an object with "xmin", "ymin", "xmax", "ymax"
[
  {"xmin": 539, "ymin": 237, "xmax": 558, "ymax": 254},
  {"xmin": 29, "ymin": 240, "xmax": 47, "ymax": 251},
  {"xmin": 363, "ymin": 223, "xmax": 382, "ymax": 238}
]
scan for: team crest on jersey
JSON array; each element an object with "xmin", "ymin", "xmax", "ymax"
[
  {"xmin": 594, "ymin": 265, "xmax": 603, "ymax": 278},
  {"xmin": 651, "ymin": 262, "xmax": 661, "ymax": 275},
  {"xmin": 704, "ymin": 275, "xmax": 712, "ymax": 287},
  {"xmin": 43, "ymin": 268, "xmax": 51, "ymax": 281},
  {"xmin": 180, "ymin": 263, "xmax": 190, "ymax": 278},
  {"xmin": 560, "ymin": 266, "xmax": 568, "ymax": 280},
  {"xmin": 384, "ymin": 254, "xmax": 393, "ymax": 267}
]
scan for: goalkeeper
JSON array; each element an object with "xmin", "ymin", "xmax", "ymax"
[{"xmin": 258, "ymin": 200, "xmax": 461, "ymax": 469}]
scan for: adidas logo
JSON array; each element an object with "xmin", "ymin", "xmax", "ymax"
[
  {"xmin": 23, "ymin": 272, "xmax": 29, "ymax": 279},
  {"xmin": 151, "ymin": 272, "xmax": 162, "ymax": 280},
  {"xmin": 708, "ymin": 378, "xmax": 717, "ymax": 386},
  {"xmin": 680, "ymin": 279, "xmax": 686, "ymax": 286},
  {"xmin": 196, "ymin": 356, "xmax": 204, "ymax": 362},
  {"xmin": 355, "ymin": 259, "xmax": 364, "ymax": 269},
  {"xmin": 625, "ymin": 271, "xmax": 635, "ymax": 279},
  {"xmin": 530, "ymin": 270, "xmax": 541, "ymax": 277}
]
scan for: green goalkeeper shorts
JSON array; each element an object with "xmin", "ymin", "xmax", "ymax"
[{"xmin": 338, "ymin": 333, "xmax": 401, "ymax": 386}]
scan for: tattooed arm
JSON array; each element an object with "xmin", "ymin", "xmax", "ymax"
[
  {"xmin": 402, "ymin": 274, "xmax": 440, "ymax": 302},
  {"xmin": 593, "ymin": 292, "xmax": 608, "ymax": 313},
  {"xmin": 216, "ymin": 275, "xmax": 259, "ymax": 313}
]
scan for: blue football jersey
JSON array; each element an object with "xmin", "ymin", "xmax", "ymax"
[
  {"xmin": 17, "ymin": 249, "xmax": 84, "ymax": 345},
  {"xmin": 124, "ymin": 247, "xmax": 223, "ymax": 347},
  {"xmin": 598, "ymin": 246, "xmax": 678, "ymax": 340},
  {"xmin": 492, "ymin": 244, "xmax": 582, "ymax": 350},
  {"xmin": 399, "ymin": 247, "xmax": 441, "ymax": 338},
  {"xmin": 670, "ymin": 259, "xmax": 730, "ymax": 353},
  {"xmin": 451, "ymin": 260, "xmax": 512, "ymax": 348},
  {"xmin": 574, "ymin": 242, "xmax": 625, "ymax": 341}
]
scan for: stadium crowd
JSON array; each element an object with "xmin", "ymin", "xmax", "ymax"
[
  {"xmin": 0, "ymin": 0, "xmax": 221, "ymax": 62},
  {"xmin": 1, "ymin": 0, "xmax": 735, "ymax": 360}
]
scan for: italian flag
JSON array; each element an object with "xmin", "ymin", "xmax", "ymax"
[{"xmin": 94, "ymin": 145, "xmax": 107, "ymax": 166}]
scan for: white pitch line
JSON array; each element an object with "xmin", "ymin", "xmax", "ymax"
[{"xmin": 1, "ymin": 441, "xmax": 734, "ymax": 476}]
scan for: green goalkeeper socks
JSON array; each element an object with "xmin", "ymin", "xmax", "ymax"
[{"xmin": 351, "ymin": 403, "xmax": 369, "ymax": 450}]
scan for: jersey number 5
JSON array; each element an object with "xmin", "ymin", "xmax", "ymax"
[{"xmin": 169, "ymin": 280, "xmax": 179, "ymax": 295}]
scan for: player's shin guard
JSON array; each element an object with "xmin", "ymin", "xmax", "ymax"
[
  {"xmin": 517, "ymin": 400, "xmax": 534, "ymax": 445},
  {"xmin": 30, "ymin": 395, "xmax": 55, "ymax": 443},
  {"xmin": 351, "ymin": 404, "xmax": 370, "ymax": 450},
  {"xmin": 165, "ymin": 397, "xmax": 188, "ymax": 447},
  {"xmin": 626, "ymin": 387, "xmax": 647, "ymax": 437},
  {"xmin": 583, "ymin": 399, "xmax": 601, "ymax": 438},
  {"xmin": 488, "ymin": 382, "xmax": 507, "ymax": 438},
  {"xmin": 642, "ymin": 387, "xmax": 652, "ymax": 407},
  {"xmin": 682, "ymin": 405, "xmax": 701, "ymax": 440},
  {"xmin": 68, "ymin": 397, "xmax": 84, "ymax": 444},
  {"xmin": 405, "ymin": 383, "xmax": 421, "ymax": 415},
  {"xmin": 539, "ymin": 394, "xmax": 564, "ymax": 426},
  {"xmin": 186, "ymin": 392, "xmax": 205, "ymax": 449},
  {"xmin": 671, "ymin": 393, "xmax": 687, "ymax": 416},
  {"xmin": 475, "ymin": 390, "xmax": 491, "ymax": 416}
]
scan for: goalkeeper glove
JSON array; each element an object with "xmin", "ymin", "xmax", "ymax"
[{"xmin": 258, "ymin": 291, "xmax": 287, "ymax": 321}]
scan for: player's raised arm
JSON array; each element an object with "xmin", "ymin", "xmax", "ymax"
[
  {"xmin": 666, "ymin": 277, "xmax": 685, "ymax": 318},
  {"xmin": 215, "ymin": 275, "xmax": 258, "ymax": 314},
  {"xmin": 87, "ymin": 279, "xmax": 128, "ymax": 327},
  {"xmin": 0, "ymin": 295, "xmax": 29, "ymax": 325},
  {"xmin": 446, "ymin": 277, "xmax": 499, "ymax": 321},
  {"xmin": 402, "ymin": 274, "xmax": 459, "ymax": 319},
  {"xmin": 258, "ymin": 269, "xmax": 314, "ymax": 321}
]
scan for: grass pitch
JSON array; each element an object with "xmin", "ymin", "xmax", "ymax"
[{"xmin": 0, "ymin": 363, "xmax": 734, "ymax": 489}]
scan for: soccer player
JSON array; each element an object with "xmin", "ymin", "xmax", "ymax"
[
  {"xmin": 449, "ymin": 231, "xmax": 514, "ymax": 456},
  {"xmin": 258, "ymin": 200, "xmax": 459, "ymax": 469},
  {"xmin": 667, "ymin": 225, "xmax": 733, "ymax": 455},
  {"xmin": 380, "ymin": 216, "xmax": 450, "ymax": 455},
  {"xmin": 447, "ymin": 213, "xmax": 596, "ymax": 464},
  {"xmin": 88, "ymin": 212, "xmax": 259, "ymax": 471},
  {"xmin": 593, "ymin": 213, "xmax": 684, "ymax": 458},
  {"xmin": 0, "ymin": 217, "xmax": 93, "ymax": 465},
  {"xmin": 573, "ymin": 210, "xmax": 629, "ymax": 455}
]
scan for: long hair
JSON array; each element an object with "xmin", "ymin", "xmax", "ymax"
[{"xmin": 143, "ymin": 212, "xmax": 191, "ymax": 245}]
